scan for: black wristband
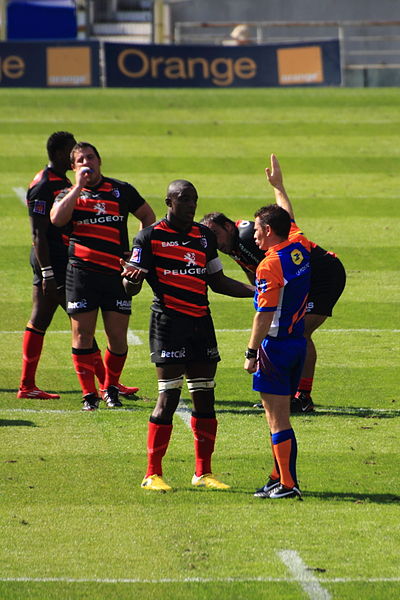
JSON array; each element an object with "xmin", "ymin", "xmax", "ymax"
[{"xmin": 245, "ymin": 348, "xmax": 257, "ymax": 359}]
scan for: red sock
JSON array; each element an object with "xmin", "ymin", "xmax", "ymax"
[
  {"xmin": 269, "ymin": 432, "xmax": 280, "ymax": 481},
  {"xmin": 92, "ymin": 348, "xmax": 106, "ymax": 388},
  {"xmin": 296, "ymin": 377, "xmax": 313, "ymax": 397},
  {"xmin": 271, "ymin": 429, "xmax": 298, "ymax": 489},
  {"xmin": 146, "ymin": 421, "xmax": 173, "ymax": 477},
  {"xmin": 103, "ymin": 348, "xmax": 127, "ymax": 389},
  {"xmin": 71, "ymin": 349, "xmax": 97, "ymax": 397},
  {"xmin": 191, "ymin": 416, "xmax": 217, "ymax": 476},
  {"xmin": 20, "ymin": 327, "xmax": 45, "ymax": 389}
]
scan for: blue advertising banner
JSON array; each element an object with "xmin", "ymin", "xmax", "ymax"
[
  {"xmin": 0, "ymin": 41, "xmax": 100, "ymax": 87},
  {"xmin": 105, "ymin": 40, "xmax": 341, "ymax": 88}
]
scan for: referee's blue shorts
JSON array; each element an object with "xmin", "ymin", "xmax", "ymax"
[{"xmin": 253, "ymin": 335, "xmax": 306, "ymax": 396}]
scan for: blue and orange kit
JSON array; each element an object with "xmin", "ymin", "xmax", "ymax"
[{"xmin": 254, "ymin": 230, "xmax": 311, "ymax": 338}]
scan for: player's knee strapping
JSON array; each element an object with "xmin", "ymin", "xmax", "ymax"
[
  {"xmin": 186, "ymin": 378, "xmax": 216, "ymax": 393},
  {"xmin": 158, "ymin": 376, "xmax": 184, "ymax": 393}
]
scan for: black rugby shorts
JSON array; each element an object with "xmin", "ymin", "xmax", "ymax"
[
  {"xmin": 307, "ymin": 255, "xmax": 346, "ymax": 317},
  {"xmin": 66, "ymin": 263, "xmax": 132, "ymax": 315},
  {"xmin": 149, "ymin": 311, "xmax": 220, "ymax": 364},
  {"xmin": 30, "ymin": 247, "xmax": 67, "ymax": 288}
]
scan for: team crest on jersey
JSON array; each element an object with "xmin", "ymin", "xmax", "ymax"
[
  {"xmin": 184, "ymin": 252, "xmax": 197, "ymax": 267},
  {"xmin": 112, "ymin": 188, "xmax": 120, "ymax": 198},
  {"xmin": 33, "ymin": 200, "xmax": 46, "ymax": 215},
  {"xmin": 200, "ymin": 236, "xmax": 207, "ymax": 248},
  {"xmin": 291, "ymin": 248, "xmax": 304, "ymax": 265},
  {"xmin": 130, "ymin": 247, "xmax": 141, "ymax": 263},
  {"xmin": 94, "ymin": 202, "xmax": 106, "ymax": 215}
]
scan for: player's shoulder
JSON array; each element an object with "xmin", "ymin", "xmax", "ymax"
[
  {"xmin": 28, "ymin": 166, "xmax": 54, "ymax": 192},
  {"xmin": 236, "ymin": 219, "xmax": 255, "ymax": 239},
  {"xmin": 135, "ymin": 218, "xmax": 162, "ymax": 242},
  {"xmin": 195, "ymin": 220, "xmax": 213, "ymax": 234},
  {"xmin": 105, "ymin": 176, "xmax": 140, "ymax": 194},
  {"xmin": 194, "ymin": 221, "xmax": 218, "ymax": 245},
  {"xmin": 105, "ymin": 176, "xmax": 129, "ymax": 187}
]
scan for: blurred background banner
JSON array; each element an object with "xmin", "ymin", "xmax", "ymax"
[
  {"xmin": 7, "ymin": 0, "xmax": 77, "ymax": 40},
  {"xmin": 104, "ymin": 39, "xmax": 341, "ymax": 87},
  {"xmin": 0, "ymin": 41, "xmax": 100, "ymax": 87}
]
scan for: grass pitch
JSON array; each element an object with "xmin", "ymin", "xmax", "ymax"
[{"xmin": 0, "ymin": 87, "xmax": 399, "ymax": 600}]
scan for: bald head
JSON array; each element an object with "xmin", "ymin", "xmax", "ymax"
[
  {"xmin": 165, "ymin": 179, "xmax": 198, "ymax": 229},
  {"xmin": 167, "ymin": 179, "xmax": 197, "ymax": 200}
]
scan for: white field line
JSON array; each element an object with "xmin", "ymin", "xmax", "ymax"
[
  {"xmin": 0, "ymin": 576, "xmax": 399, "ymax": 584},
  {"xmin": 2, "ymin": 329, "xmax": 400, "ymax": 335},
  {"xmin": 13, "ymin": 187, "xmax": 26, "ymax": 205},
  {"xmin": 278, "ymin": 550, "xmax": 331, "ymax": 600},
  {"xmin": 127, "ymin": 329, "xmax": 143, "ymax": 346},
  {"xmin": 1, "ymin": 405, "xmax": 398, "ymax": 416},
  {"xmin": 0, "ymin": 330, "xmax": 143, "ymax": 346},
  {"xmin": 0, "ymin": 408, "xmax": 139, "ymax": 414},
  {"xmin": 3, "ymin": 117, "xmax": 399, "ymax": 125},
  {"xmin": 9, "ymin": 187, "xmax": 394, "ymax": 203},
  {"xmin": 176, "ymin": 399, "xmax": 192, "ymax": 428}
]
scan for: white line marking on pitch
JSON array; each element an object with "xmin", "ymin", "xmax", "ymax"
[
  {"xmin": 278, "ymin": 550, "xmax": 331, "ymax": 600},
  {"xmin": 0, "ymin": 576, "xmax": 399, "ymax": 584},
  {"xmin": 127, "ymin": 329, "xmax": 143, "ymax": 346},
  {"xmin": 176, "ymin": 399, "xmax": 192, "ymax": 428},
  {"xmin": 2, "ymin": 328, "xmax": 400, "ymax": 335},
  {"xmin": 13, "ymin": 187, "xmax": 26, "ymax": 205}
]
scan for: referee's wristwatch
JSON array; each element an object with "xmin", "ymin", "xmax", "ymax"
[{"xmin": 244, "ymin": 348, "xmax": 257, "ymax": 359}]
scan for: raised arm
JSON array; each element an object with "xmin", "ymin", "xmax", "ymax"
[
  {"xmin": 50, "ymin": 167, "xmax": 91, "ymax": 227},
  {"xmin": 265, "ymin": 153, "xmax": 295, "ymax": 220}
]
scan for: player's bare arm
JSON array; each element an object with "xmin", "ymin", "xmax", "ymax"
[
  {"xmin": 30, "ymin": 215, "xmax": 58, "ymax": 297},
  {"xmin": 133, "ymin": 202, "xmax": 156, "ymax": 229},
  {"xmin": 265, "ymin": 154, "xmax": 295, "ymax": 219},
  {"xmin": 50, "ymin": 167, "xmax": 91, "ymax": 227},
  {"xmin": 208, "ymin": 270, "xmax": 254, "ymax": 297}
]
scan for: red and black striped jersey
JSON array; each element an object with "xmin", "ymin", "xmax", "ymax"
[
  {"xmin": 129, "ymin": 218, "xmax": 222, "ymax": 318},
  {"xmin": 27, "ymin": 166, "xmax": 72, "ymax": 264},
  {"xmin": 56, "ymin": 176, "xmax": 145, "ymax": 274}
]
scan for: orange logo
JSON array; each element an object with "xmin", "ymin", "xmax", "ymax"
[
  {"xmin": 46, "ymin": 47, "xmax": 91, "ymax": 87},
  {"xmin": 277, "ymin": 46, "xmax": 323, "ymax": 86}
]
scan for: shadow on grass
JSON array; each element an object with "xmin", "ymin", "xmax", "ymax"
[
  {"xmin": 0, "ymin": 419, "xmax": 36, "ymax": 427},
  {"xmin": 310, "ymin": 406, "xmax": 400, "ymax": 419},
  {"xmin": 215, "ymin": 400, "xmax": 400, "ymax": 419},
  {"xmin": 1, "ymin": 388, "xmax": 82, "ymax": 395},
  {"xmin": 303, "ymin": 490, "xmax": 400, "ymax": 504}
]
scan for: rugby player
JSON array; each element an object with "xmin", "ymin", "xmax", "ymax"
[
  {"xmin": 202, "ymin": 154, "xmax": 346, "ymax": 413},
  {"xmin": 50, "ymin": 142, "xmax": 155, "ymax": 410},
  {"xmin": 18, "ymin": 132, "xmax": 141, "ymax": 401},
  {"xmin": 244, "ymin": 204, "xmax": 310, "ymax": 499},
  {"xmin": 121, "ymin": 179, "xmax": 254, "ymax": 492}
]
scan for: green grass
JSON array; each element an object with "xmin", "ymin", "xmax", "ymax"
[{"xmin": 0, "ymin": 88, "xmax": 400, "ymax": 600}]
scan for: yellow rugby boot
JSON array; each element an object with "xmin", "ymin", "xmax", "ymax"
[
  {"xmin": 191, "ymin": 473, "xmax": 230, "ymax": 490},
  {"xmin": 141, "ymin": 474, "xmax": 172, "ymax": 492}
]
